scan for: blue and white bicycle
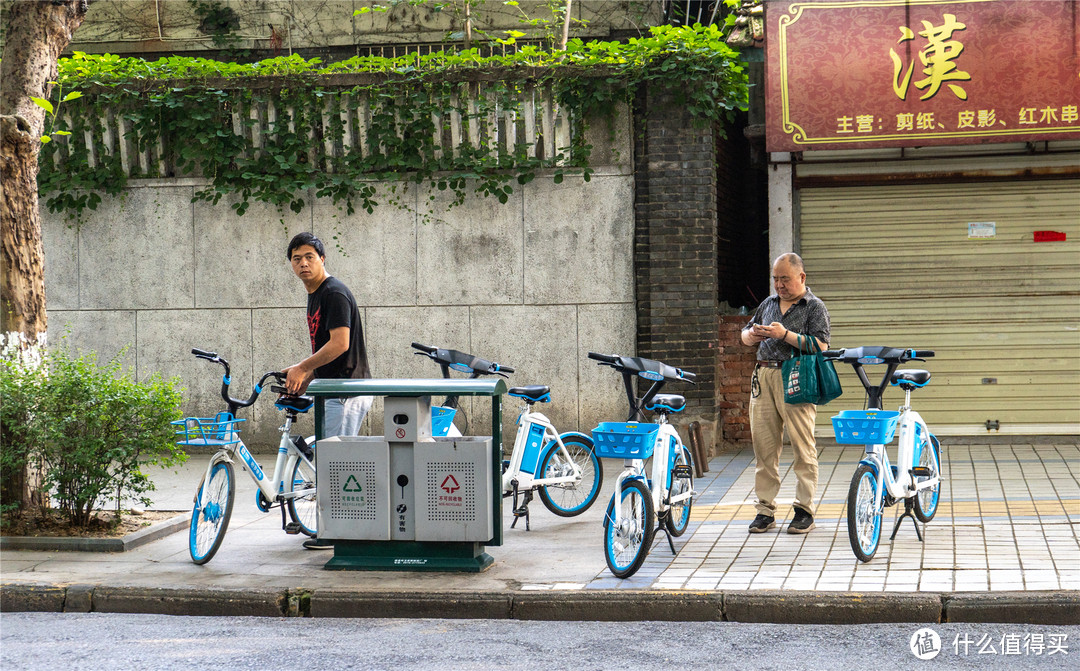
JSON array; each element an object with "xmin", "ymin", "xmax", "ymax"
[
  {"xmin": 825, "ymin": 346, "xmax": 942, "ymax": 563},
  {"xmin": 412, "ymin": 342, "xmax": 602, "ymax": 529},
  {"xmin": 175, "ymin": 348, "xmax": 317, "ymax": 564},
  {"xmin": 588, "ymin": 352, "xmax": 696, "ymax": 578}
]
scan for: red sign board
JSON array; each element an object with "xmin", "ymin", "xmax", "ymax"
[{"xmin": 766, "ymin": 0, "xmax": 1080, "ymax": 151}]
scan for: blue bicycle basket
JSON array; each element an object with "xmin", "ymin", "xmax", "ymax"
[
  {"xmin": 591, "ymin": 422, "xmax": 660, "ymax": 459},
  {"xmin": 431, "ymin": 405, "xmax": 456, "ymax": 436},
  {"xmin": 831, "ymin": 410, "xmax": 900, "ymax": 444}
]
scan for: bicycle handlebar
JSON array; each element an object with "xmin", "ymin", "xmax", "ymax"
[
  {"xmin": 410, "ymin": 342, "xmax": 513, "ymax": 376},
  {"xmin": 822, "ymin": 346, "xmax": 935, "ymax": 364},
  {"xmin": 190, "ymin": 348, "xmax": 283, "ymax": 410},
  {"xmin": 587, "ymin": 352, "xmax": 696, "ymax": 383}
]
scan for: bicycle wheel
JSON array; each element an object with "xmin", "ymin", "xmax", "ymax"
[
  {"xmin": 603, "ymin": 478, "xmax": 655, "ymax": 579},
  {"xmin": 664, "ymin": 444, "xmax": 694, "ymax": 537},
  {"xmin": 189, "ymin": 460, "xmax": 235, "ymax": 564},
  {"xmin": 847, "ymin": 463, "xmax": 883, "ymax": 563},
  {"xmin": 537, "ymin": 436, "xmax": 603, "ymax": 517},
  {"xmin": 913, "ymin": 434, "xmax": 941, "ymax": 523},
  {"xmin": 286, "ymin": 455, "xmax": 318, "ymax": 537}
]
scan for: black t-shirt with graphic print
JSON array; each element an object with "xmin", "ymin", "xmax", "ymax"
[{"xmin": 307, "ymin": 276, "xmax": 370, "ymax": 380}]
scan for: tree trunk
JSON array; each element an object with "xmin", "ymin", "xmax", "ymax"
[{"xmin": 0, "ymin": 0, "xmax": 91, "ymax": 510}]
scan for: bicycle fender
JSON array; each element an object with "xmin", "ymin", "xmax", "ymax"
[
  {"xmin": 858, "ymin": 458, "xmax": 880, "ymax": 479},
  {"xmin": 556, "ymin": 431, "xmax": 593, "ymax": 446}
]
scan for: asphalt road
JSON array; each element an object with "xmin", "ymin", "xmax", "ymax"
[{"xmin": 2, "ymin": 613, "xmax": 1076, "ymax": 670}]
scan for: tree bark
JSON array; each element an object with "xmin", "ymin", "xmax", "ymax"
[{"xmin": 1, "ymin": 0, "xmax": 90, "ymax": 510}]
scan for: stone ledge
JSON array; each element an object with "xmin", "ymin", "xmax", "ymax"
[{"xmin": 0, "ymin": 512, "xmax": 188, "ymax": 553}]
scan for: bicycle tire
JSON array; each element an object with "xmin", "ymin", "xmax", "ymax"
[
  {"xmin": 537, "ymin": 436, "xmax": 603, "ymax": 517},
  {"xmin": 286, "ymin": 455, "xmax": 318, "ymax": 537},
  {"xmin": 847, "ymin": 463, "xmax": 883, "ymax": 563},
  {"xmin": 189, "ymin": 459, "xmax": 235, "ymax": 564},
  {"xmin": 664, "ymin": 444, "xmax": 694, "ymax": 537},
  {"xmin": 603, "ymin": 478, "xmax": 655, "ymax": 578},
  {"xmin": 912, "ymin": 434, "xmax": 941, "ymax": 524}
]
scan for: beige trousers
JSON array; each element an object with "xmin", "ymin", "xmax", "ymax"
[{"xmin": 749, "ymin": 366, "xmax": 818, "ymax": 517}]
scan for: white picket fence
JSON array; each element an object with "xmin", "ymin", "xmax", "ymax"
[{"xmin": 51, "ymin": 79, "xmax": 575, "ymax": 177}]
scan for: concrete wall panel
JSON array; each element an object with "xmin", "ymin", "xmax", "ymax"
[
  {"xmin": 470, "ymin": 304, "xmax": 578, "ymax": 438},
  {"xmin": 417, "ymin": 186, "xmax": 523, "ymax": 306},
  {"xmin": 194, "ymin": 196, "xmax": 309, "ymax": 309},
  {"xmin": 250, "ymin": 307, "xmax": 315, "ymax": 445},
  {"xmin": 313, "ymin": 187, "xmax": 417, "ymax": 308},
  {"xmin": 576, "ymin": 303, "xmax": 637, "ymax": 428},
  {"xmin": 77, "ymin": 186, "xmax": 195, "ymax": 310},
  {"xmin": 136, "ymin": 309, "xmax": 253, "ymax": 418},
  {"xmin": 48, "ymin": 310, "xmax": 137, "ymax": 373},
  {"xmin": 524, "ymin": 175, "xmax": 633, "ymax": 305},
  {"xmin": 42, "ymin": 216, "xmax": 79, "ymax": 311}
]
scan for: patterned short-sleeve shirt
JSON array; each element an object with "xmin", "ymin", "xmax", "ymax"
[{"xmin": 744, "ymin": 287, "xmax": 831, "ymax": 361}]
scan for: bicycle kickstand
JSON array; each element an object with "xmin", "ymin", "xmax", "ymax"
[
  {"xmin": 280, "ymin": 498, "xmax": 302, "ymax": 535},
  {"xmin": 890, "ymin": 498, "xmax": 924, "ymax": 542},
  {"xmin": 658, "ymin": 516, "xmax": 677, "ymax": 554},
  {"xmin": 510, "ymin": 479, "xmax": 531, "ymax": 531}
]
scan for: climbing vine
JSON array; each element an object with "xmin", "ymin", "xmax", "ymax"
[{"xmin": 37, "ymin": 24, "xmax": 748, "ymax": 220}]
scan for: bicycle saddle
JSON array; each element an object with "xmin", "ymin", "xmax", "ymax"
[
  {"xmin": 508, "ymin": 385, "xmax": 551, "ymax": 403},
  {"xmin": 275, "ymin": 394, "xmax": 314, "ymax": 413},
  {"xmin": 646, "ymin": 394, "xmax": 685, "ymax": 414},
  {"xmin": 891, "ymin": 370, "xmax": 931, "ymax": 388}
]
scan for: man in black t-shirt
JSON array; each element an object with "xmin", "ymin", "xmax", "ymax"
[
  {"xmin": 283, "ymin": 233, "xmax": 372, "ymax": 550},
  {"xmin": 283, "ymin": 232, "xmax": 372, "ymax": 436}
]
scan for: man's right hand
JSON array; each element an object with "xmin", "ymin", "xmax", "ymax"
[{"xmin": 283, "ymin": 364, "xmax": 314, "ymax": 394}]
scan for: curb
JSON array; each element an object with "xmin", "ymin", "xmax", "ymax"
[
  {"xmin": 944, "ymin": 592, "xmax": 1080, "ymax": 624},
  {"xmin": 3, "ymin": 583, "xmax": 1078, "ymax": 624},
  {"xmin": 0, "ymin": 513, "xmax": 188, "ymax": 553},
  {"xmin": 724, "ymin": 591, "xmax": 942, "ymax": 624}
]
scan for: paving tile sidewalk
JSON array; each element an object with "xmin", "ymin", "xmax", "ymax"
[{"xmin": 2, "ymin": 441, "xmax": 1078, "ymax": 602}]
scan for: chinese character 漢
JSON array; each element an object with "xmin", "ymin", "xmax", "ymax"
[
  {"xmin": 1062, "ymin": 106, "xmax": 1078, "ymax": 123},
  {"xmin": 957, "ymin": 110, "xmax": 975, "ymax": 129},
  {"xmin": 836, "ymin": 116, "xmax": 854, "ymax": 133},
  {"xmin": 916, "ymin": 112, "xmax": 938, "ymax": 130},
  {"xmin": 1019, "ymin": 108, "xmax": 1038, "ymax": 125},
  {"xmin": 897, "ymin": 113, "xmax": 914, "ymax": 130},
  {"xmin": 891, "ymin": 14, "xmax": 971, "ymax": 101},
  {"xmin": 856, "ymin": 115, "xmax": 875, "ymax": 132}
]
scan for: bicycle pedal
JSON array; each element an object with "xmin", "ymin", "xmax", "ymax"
[
  {"xmin": 672, "ymin": 465, "xmax": 693, "ymax": 479},
  {"xmin": 910, "ymin": 466, "xmax": 933, "ymax": 477},
  {"xmin": 513, "ymin": 506, "xmax": 529, "ymax": 517},
  {"xmin": 284, "ymin": 522, "xmax": 302, "ymax": 535}
]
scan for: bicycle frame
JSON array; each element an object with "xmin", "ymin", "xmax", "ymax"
[
  {"xmin": 198, "ymin": 417, "xmax": 314, "ymax": 509},
  {"xmin": 861, "ymin": 388, "xmax": 940, "ymax": 511},
  {"xmin": 503, "ymin": 404, "xmax": 588, "ymax": 492},
  {"xmin": 611, "ymin": 419, "xmax": 689, "ymax": 529}
]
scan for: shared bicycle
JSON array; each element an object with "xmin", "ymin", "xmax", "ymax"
[
  {"xmin": 412, "ymin": 342, "xmax": 603, "ymax": 529},
  {"xmin": 587, "ymin": 352, "xmax": 696, "ymax": 578},
  {"xmin": 824, "ymin": 346, "xmax": 943, "ymax": 562},
  {"xmin": 175, "ymin": 348, "xmax": 318, "ymax": 564}
]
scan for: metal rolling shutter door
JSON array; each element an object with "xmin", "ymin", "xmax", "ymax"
[{"xmin": 800, "ymin": 179, "xmax": 1080, "ymax": 436}]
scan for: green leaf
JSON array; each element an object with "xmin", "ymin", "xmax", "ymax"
[
  {"xmin": 40, "ymin": 135, "xmax": 52, "ymax": 144},
  {"xmin": 30, "ymin": 97, "xmax": 54, "ymax": 115},
  {"xmin": 62, "ymin": 91, "xmax": 84, "ymax": 102}
]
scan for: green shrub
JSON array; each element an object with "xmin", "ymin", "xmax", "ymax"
[
  {"xmin": 0, "ymin": 336, "xmax": 48, "ymax": 517},
  {"xmin": 0, "ymin": 339, "xmax": 187, "ymax": 527}
]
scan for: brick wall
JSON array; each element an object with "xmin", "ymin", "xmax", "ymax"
[
  {"xmin": 633, "ymin": 85, "xmax": 721, "ymax": 451},
  {"xmin": 718, "ymin": 314, "xmax": 757, "ymax": 446}
]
